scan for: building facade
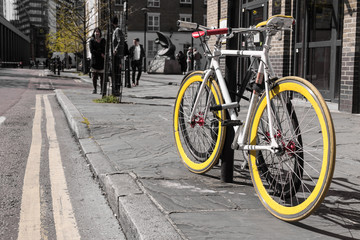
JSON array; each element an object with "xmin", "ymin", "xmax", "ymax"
[
  {"xmin": 0, "ymin": 15, "xmax": 30, "ymax": 64},
  {"xmin": 93, "ymin": 0, "xmax": 207, "ymax": 67},
  {"xmin": 13, "ymin": 0, "xmax": 53, "ymax": 61},
  {"xmin": 125, "ymin": 0, "xmax": 207, "ymax": 60},
  {"xmin": 0, "ymin": 0, "xmax": 3, "ymax": 17},
  {"xmin": 207, "ymin": 0, "xmax": 360, "ymax": 113},
  {"xmin": 2, "ymin": 0, "xmax": 17, "ymax": 21}
]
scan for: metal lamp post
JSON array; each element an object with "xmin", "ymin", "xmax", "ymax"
[{"xmin": 141, "ymin": 7, "xmax": 149, "ymax": 73}]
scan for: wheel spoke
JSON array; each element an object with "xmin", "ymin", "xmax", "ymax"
[
  {"xmin": 174, "ymin": 73, "xmax": 225, "ymax": 173},
  {"xmin": 250, "ymin": 78, "xmax": 335, "ymax": 221}
]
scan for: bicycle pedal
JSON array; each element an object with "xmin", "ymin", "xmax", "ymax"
[
  {"xmin": 222, "ymin": 119, "xmax": 242, "ymax": 127},
  {"xmin": 210, "ymin": 102, "xmax": 239, "ymax": 111},
  {"xmin": 241, "ymin": 160, "xmax": 248, "ymax": 170}
]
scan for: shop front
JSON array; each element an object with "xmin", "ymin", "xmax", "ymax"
[
  {"xmin": 208, "ymin": 0, "xmax": 360, "ymax": 113},
  {"xmin": 294, "ymin": 1, "xmax": 343, "ymax": 102}
]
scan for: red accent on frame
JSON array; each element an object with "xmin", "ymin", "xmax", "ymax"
[{"xmin": 192, "ymin": 31, "xmax": 205, "ymax": 38}]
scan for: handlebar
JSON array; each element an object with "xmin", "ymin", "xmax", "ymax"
[
  {"xmin": 178, "ymin": 15, "xmax": 295, "ymax": 38},
  {"xmin": 177, "ymin": 20, "xmax": 210, "ymax": 31},
  {"xmin": 191, "ymin": 28, "xmax": 229, "ymax": 38},
  {"xmin": 177, "ymin": 20, "xmax": 199, "ymax": 30}
]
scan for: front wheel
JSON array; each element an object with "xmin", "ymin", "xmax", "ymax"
[
  {"xmin": 249, "ymin": 76, "xmax": 336, "ymax": 221},
  {"xmin": 173, "ymin": 71, "xmax": 226, "ymax": 174}
]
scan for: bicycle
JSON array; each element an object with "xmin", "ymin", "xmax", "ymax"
[{"xmin": 173, "ymin": 15, "xmax": 336, "ymax": 222}]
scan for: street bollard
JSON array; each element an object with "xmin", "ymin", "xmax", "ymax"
[
  {"xmin": 125, "ymin": 56, "xmax": 131, "ymax": 88},
  {"xmin": 220, "ymin": 118, "xmax": 234, "ymax": 183}
]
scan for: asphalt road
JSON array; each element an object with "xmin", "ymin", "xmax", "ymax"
[{"xmin": 0, "ymin": 68, "xmax": 125, "ymax": 239}]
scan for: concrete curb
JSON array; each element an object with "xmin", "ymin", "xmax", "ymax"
[
  {"xmin": 55, "ymin": 90, "xmax": 183, "ymax": 239},
  {"xmin": 47, "ymin": 74, "xmax": 81, "ymax": 79},
  {"xmin": 55, "ymin": 89, "xmax": 89, "ymax": 139}
]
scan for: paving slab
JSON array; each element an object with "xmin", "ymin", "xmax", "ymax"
[{"xmin": 55, "ymin": 70, "xmax": 360, "ymax": 239}]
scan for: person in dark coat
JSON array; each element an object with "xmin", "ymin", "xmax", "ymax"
[
  {"xmin": 112, "ymin": 16, "xmax": 125, "ymax": 96},
  {"xmin": 129, "ymin": 38, "xmax": 145, "ymax": 86},
  {"xmin": 89, "ymin": 27, "xmax": 106, "ymax": 94},
  {"xmin": 176, "ymin": 51, "xmax": 187, "ymax": 74}
]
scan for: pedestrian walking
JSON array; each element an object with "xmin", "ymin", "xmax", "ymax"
[
  {"xmin": 186, "ymin": 47, "xmax": 193, "ymax": 73},
  {"xmin": 56, "ymin": 56, "xmax": 61, "ymax": 75},
  {"xmin": 68, "ymin": 56, "xmax": 72, "ymax": 68},
  {"xmin": 129, "ymin": 38, "xmax": 145, "ymax": 86},
  {"xmin": 90, "ymin": 27, "xmax": 106, "ymax": 94},
  {"xmin": 176, "ymin": 51, "xmax": 187, "ymax": 74},
  {"xmin": 193, "ymin": 48, "xmax": 202, "ymax": 70},
  {"xmin": 112, "ymin": 17, "xmax": 125, "ymax": 96}
]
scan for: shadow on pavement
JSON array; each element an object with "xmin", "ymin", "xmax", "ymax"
[{"xmin": 292, "ymin": 176, "xmax": 360, "ymax": 239}]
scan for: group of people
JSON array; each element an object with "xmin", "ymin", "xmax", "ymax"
[
  {"xmin": 176, "ymin": 47, "xmax": 202, "ymax": 74},
  {"xmin": 90, "ymin": 16, "xmax": 145, "ymax": 96}
]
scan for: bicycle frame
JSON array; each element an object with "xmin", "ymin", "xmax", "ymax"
[
  {"xmin": 189, "ymin": 32, "xmax": 280, "ymax": 153},
  {"xmin": 175, "ymin": 16, "xmax": 336, "ymax": 222}
]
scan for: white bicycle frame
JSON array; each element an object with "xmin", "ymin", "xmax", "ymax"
[{"xmin": 189, "ymin": 30, "xmax": 281, "ymax": 154}]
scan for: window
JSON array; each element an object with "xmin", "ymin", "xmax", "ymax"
[
  {"xmin": 179, "ymin": 14, "xmax": 191, "ymax": 22},
  {"xmin": 29, "ymin": 2, "xmax": 42, "ymax": 7},
  {"xmin": 115, "ymin": 0, "xmax": 123, "ymax": 5},
  {"xmin": 114, "ymin": 11, "xmax": 121, "ymax": 20},
  {"xmin": 30, "ymin": 17, "xmax": 42, "ymax": 22},
  {"xmin": 29, "ymin": 10, "xmax": 42, "ymax": 15},
  {"xmin": 147, "ymin": 13, "xmax": 160, "ymax": 31},
  {"xmin": 272, "ymin": 0, "xmax": 281, "ymax": 15},
  {"xmin": 180, "ymin": 0, "xmax": 192, "ymax": 4},
  {"xmin": 114, "ymin": 11, "xmax": 124, "ymax": 26},
  {"xmin": 148, "ymin": 0, "xmax": 160, "ymax": 7},
  {"xmin": 147, "ymin": 40, "xmax": 159, "ymax": 58}
]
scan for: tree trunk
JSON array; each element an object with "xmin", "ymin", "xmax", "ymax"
[
  {"xmin": 65, "ymin": 52, "xmax": 69, "ymax": 69},
  {"xmin": 82, "ymin": 41, "xmax": 87, "ymax": 74}
]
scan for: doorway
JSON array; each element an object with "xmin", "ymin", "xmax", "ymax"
[
  {"xmin": 239, "ymin": 1, "xmax": 268, "ymax": 81},
  {"xmin": 242, "ymin": 2, "xmax": 268, "ymax": 28},
  {"xmin": 295, "ymin": 0, "xmax": 343, "ymax": 101}
]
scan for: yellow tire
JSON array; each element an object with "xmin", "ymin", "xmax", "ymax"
[
  {"xmin": 249, "ymin": 76, "xmax": 336, "ymax": 221},
  {"xmin": 173, "ymin": 71, "xmax": 226, "ymax": 173}
]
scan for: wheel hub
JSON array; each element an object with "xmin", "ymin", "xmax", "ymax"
[
  {"xmin": 265, "ymin": 130, "xmax": 296, "ymax": 157},
  {"xmin": 190, "ymin": 112, "xmax": 205, "ymax": 128}
]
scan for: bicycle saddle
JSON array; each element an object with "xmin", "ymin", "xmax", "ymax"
[{"xmin": 255, "ymin": 15, "xmax": 295, "ymax": 29}]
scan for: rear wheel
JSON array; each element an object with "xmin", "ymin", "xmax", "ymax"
[{"xmin": 249, "ymin": 76, "xmax": 336, "ymax": 221}]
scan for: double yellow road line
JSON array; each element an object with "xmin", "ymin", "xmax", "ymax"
[{"xmin": 18, "ymin": 94, "xmax": 80, "ymax": 240}]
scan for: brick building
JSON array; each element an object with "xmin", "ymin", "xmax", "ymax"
[
  {"xmin": 109, "ymin": 0, "xmax": 207, "ymax": 65},
  {"xmin": 207, "ymin": 0, "xmax": 360, "ymax": 113}
]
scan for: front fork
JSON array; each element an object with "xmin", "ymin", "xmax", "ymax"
[{"xmin": 187, "ymin": 70, "xmax": 214, "ymax": 124}]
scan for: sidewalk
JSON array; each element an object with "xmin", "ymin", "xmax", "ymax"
[{"xmin": 54, "ymin": 69, "xmax": 360, "ymax": 239}]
